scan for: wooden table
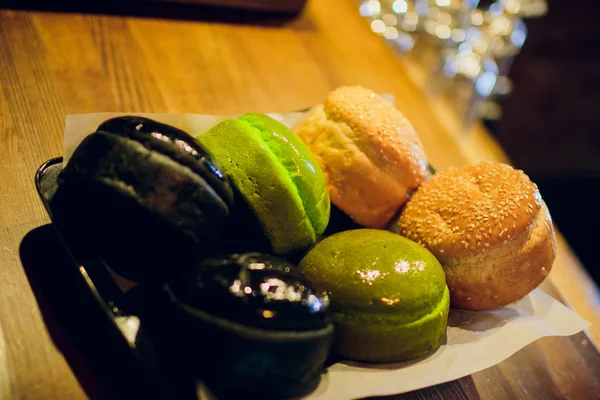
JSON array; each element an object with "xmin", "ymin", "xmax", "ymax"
[{"xmin": 1, "ymin": 1, "xmax": 599, "ymax": 399}]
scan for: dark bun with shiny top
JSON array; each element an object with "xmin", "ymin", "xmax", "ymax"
[{"xmin": 165, "ymin": 253, "xmax": 334, "ymax": 399}]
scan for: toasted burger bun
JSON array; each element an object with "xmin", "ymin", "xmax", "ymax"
[
  {"xmin": 293, "ymin": 85, "xmax": 429, "ymax": 229},
  {"xmin": 397, "ymin": 162, "xmax": 557, "ymax": 310}
]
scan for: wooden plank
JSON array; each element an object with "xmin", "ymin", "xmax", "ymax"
[{"xmin": 0, "ymin": 1, "xmax": 598, "ymax": 398}]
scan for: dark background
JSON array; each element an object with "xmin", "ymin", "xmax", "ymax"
[{"xmin": 486, "ymin": 0, "xmax": 600, "ymax": 284}]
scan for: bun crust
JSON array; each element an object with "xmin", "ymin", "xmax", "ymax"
[
  {"xmin": 294, "ymin": 86, "xmax": 428, "ymax": 228},
  {"xmin": 198, "ymin": 113, "xmax": 334, "ymax": 255},
  {"xmin": 397, "ymin": 162, "xmax": 557, "ymax": 310}
]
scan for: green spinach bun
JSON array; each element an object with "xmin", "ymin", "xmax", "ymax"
[
  {"xmin": 198, "ymin": 113, "xmax": 330, "ymax": 255},
  {"xmin": 299, "ymin": 229, "xmax": 449, "ymax": 363}
]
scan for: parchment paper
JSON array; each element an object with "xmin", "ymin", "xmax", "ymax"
[
  {"xmin": 62, "ymin": 111, "xmax": 309, "ymax": 163},
  {"xmin": 62, "ymin": 111, "xmax": 591, "ymax": 400}
]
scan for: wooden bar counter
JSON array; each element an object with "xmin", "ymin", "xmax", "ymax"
[{"xmin": 0, "ymin": 0, "xmax": 599, "ymax": 399}]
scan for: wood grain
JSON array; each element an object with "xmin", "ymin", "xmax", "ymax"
[
  {"xmin": 0, "ymin": 1, "xmax": 599, "ymax": 399},
  {"xmin": 147, "ymin": 0, "xmax": 308, "ymax": 14}
]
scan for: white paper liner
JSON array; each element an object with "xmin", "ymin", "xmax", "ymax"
[
  {"xmin": 63, "ymin": 111, "xmax": 311, "ymax": 164},
  {"xmin": 308, "ymin": 288, "xmax": 589, "ymax": 399},
  {"xmin": 62, "ymin": 111, "xmax": 590, "ymax": 400}
]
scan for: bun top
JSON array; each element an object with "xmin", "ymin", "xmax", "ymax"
[
  {"xmin": 398, "ymin": 162, "xmax": 543, "ymax": 259},
  {"xmin": 323, "ymin": 85, "xmax": 428, "ymax": 189},
  {"xmin": 97, "ymin": 116, "xmax": 234, "ymax": 205},
  {"xmin": 198, "ymin": 113, "xmax": 330, "ymax": 254},
  {"xmin": 300, "ymin": 229, "xmax": 447, "ymax": 322},
  {"xmin": 167, "ymin": 252, "xmax": 331, "ymax": 332},
  {"xmin": 237, "ymin": 113, "xmax": 331, "ymax": 238}
]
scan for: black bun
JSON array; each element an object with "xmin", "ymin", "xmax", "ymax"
[
  {"xmin": 168, "ymin": 252, "xmax": 331, "ymax": 331},
  {"xmin": 97, "ymin": 116, "xmax": 233, "ymax": 205},
  {"xmin": 164, "ymin": 253, "xmax": 334, "ymax": 399},
  {"xmin": 53, "ymin": 116, "xmax": 235, "ymax": 282}
]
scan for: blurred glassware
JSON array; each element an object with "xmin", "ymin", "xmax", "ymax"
[
  {"xmin": 359, "ymin": 0, "xmax": 382, "ymax": 18},
  {"xmin": 360, "ymin": 0, "xmax": 419, "ymax": 52},
  {"xmin": 480, "ymin": 3, "xmax": 528, "ymax": 76},
  {"xmin": 499, "ymin": 0, "xmax": 548, "ymax": 18},
  {"xmin": 403, "ymin": 0, "xmax": 482, "ymax": 79},
  {"xmin": 356, "ymin": 0, "xmax": 541, "ymax": 134},
  {"xmin": 428, "ymin": 43, "xmax": 501, "ymax": 133}
]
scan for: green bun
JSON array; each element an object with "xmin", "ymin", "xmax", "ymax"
[
  {"xmin": 198, "ymin": 113, "xmax": 330, "ymax": 255},
  {"xmin": 299, "ymin": 229, "xmax": 449, "ymax": 363}
]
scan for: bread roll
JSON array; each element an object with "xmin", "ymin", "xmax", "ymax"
[
  {"xmin": 198, "ymin": 113, "xmax": 330, "ymax": 255},
  {"xmin": 293, "ymin": 86, "xmax": 428, "ymax": 229},
  {"xmin": 299, "ymin": 229, "xmax": 449, "ymax": 363},
  {"xmin": 166, "ymin": 253, "xmax": 334, "ymax": 399},
  {"xmin": 397, "ymin": 162, "xmax": 557, "ymax": 310},
  {"xmin": 55, "ymin": 116, "xmax": 235, "ymax": 282}
]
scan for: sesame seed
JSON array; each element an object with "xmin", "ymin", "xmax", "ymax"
[{"xmin": 396, "ymin": 162, "xmax": 539, "ymax": 257}]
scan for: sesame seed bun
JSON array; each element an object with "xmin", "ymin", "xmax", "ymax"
[
  {"xmin": 397, "ymin": 162, "xmax": 557, "ymax": 310},
  {"xmin": 293, "ymin": 86, "xmax": 429, "ymax": 229}
]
